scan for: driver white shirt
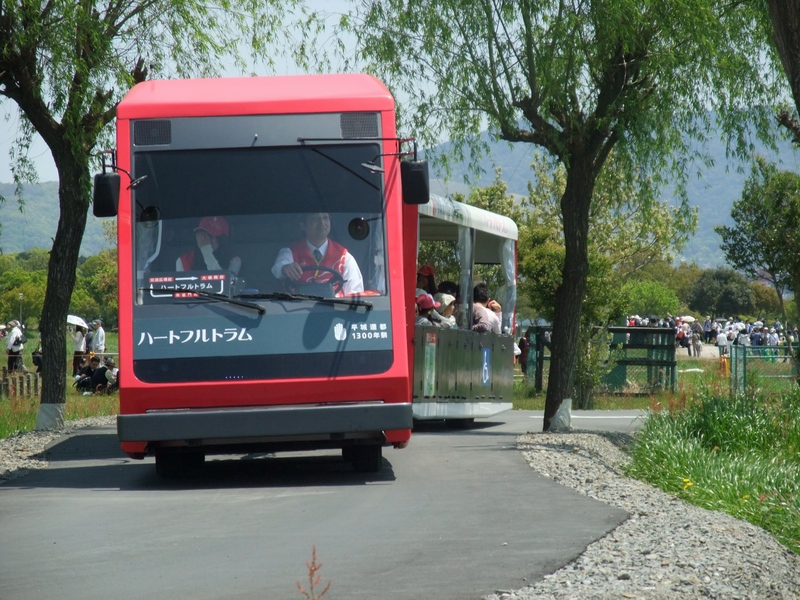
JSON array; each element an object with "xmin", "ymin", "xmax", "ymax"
[{"xmin": 271, "ymin": 239, "xmax": 364, "ymax": 296}]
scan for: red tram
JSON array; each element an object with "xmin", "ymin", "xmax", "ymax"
[{"xmin": 93, "ymin": 74, "xmax": 430, "ymax": 476}]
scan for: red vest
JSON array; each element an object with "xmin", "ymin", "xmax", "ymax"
[
  {"xmin": 178, "ymin": 250, "xmax": 196, "ymax": 271},
  {"xmin": 290, "ymin": 239, "xmax": 348, "ymax": 295}
]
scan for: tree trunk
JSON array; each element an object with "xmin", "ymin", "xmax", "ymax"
[
  {"xmin": 767, "ymin": 2, "xmax": 800, "ymax": 108},
  {"xmin": 543, "ymin": 154, "xmax": 595, "ymax": 431},
  {"xmin": 35, "ymin": 161, "xmax": 90, "ymax": 429}
]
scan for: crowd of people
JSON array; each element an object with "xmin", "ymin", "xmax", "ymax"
[
  {"xmin": 69, "ymin": 319, "xmax": 118, "ymax": 394},
  {"xmin": 1, "ymin": 317, "xmax": 118, "ymax": 394},
  {"xmin": 625, "ymin": 314, "xmax": 797, "ymax": 358},
  {"xmin": 74, "ymin": 354, "xmax": 118, "ymax": 394},
  {"xmin": 69, "ymin": 319, "xmax": 106, "ymax": 375},
  {"xmin": 709, "ymin": 317, "xmax": 795, "ymax": 359}
]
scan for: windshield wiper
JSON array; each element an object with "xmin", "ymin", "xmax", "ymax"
[
  {"xmin": 140, "ymin": 288, "xmax": 266, "ymax": 314},
  {"xmin": 239, "ymin": 292, "xmax": 373, "ymax": 311}
]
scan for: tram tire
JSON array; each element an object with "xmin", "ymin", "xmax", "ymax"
[
  {"xmin": 445, "ymin": 418, "xmax": 475, "ymax": 429},
  {"xmin": 351, "ymin": 444, "xmax": 382, "ymax": 473},
  {"xmin": 341, "ymin": 445, "xmax": 356, "ymax": 463},
  {"xmin": 155, "ymin": 449, "xmax": 205, "ymax": 478}
]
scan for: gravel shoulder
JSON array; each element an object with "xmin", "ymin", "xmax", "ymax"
[
  {"xmin": 2, "ymin": 418, "xmax": 798, "ymax": 599},
  {"xmin": 0, "ymin": 416, "xmax": 116, "ymax": 482},
  {"xmin": 485, "ymin": 431, "xmax": 800, "ymax": 600}
]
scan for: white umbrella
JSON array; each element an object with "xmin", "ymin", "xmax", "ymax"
[
  {"xmin": 67, "ymin": 315, "xmax": 88, "ymax": 328},
  {"xmin": 680, "ymin": 315, "xmax": 696, "ymax": 323}
]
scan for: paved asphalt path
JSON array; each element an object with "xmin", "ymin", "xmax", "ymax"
[{"xmin": 0, "ymin": 410, "xmax": 644, "ymax": 600}]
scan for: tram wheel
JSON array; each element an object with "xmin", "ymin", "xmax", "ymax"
[
  {"xmin": 350, "ymin": 444, "xmax": 382, "ymax": 473},
  {"xmin": 155, "ymin": 449, "xmax": 205, "ymax": 478},
  {"xmin": 445, "ymin": 418, "xmax": 475, "ymax": 429}
]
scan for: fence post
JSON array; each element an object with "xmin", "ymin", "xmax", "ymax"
[
  {"xmin": 534, "ymin": 326, "xmax": 544, "ymax": 393},
  {"xmin": 731, "ymin": 345, "xmax": 744, "ymax": 395}
]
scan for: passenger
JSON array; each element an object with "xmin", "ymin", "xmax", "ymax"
[
  {"xmin": 433, "ymin": 292, "xmax": 457, "ymax": 328},
  {"xmin": 271, "ymin": 212, "xmax": 364, "ymax": 297},
  {"xmin": 415, "ymin": 293, "xmax": 441, "ymax": 327},
  {"xmin": 436, "ymin": 280, "xmax": 459, "ymax": 296},
  {"xmin": 416, "ymin": 265, "xmax": 437, "ymax": 296},
  {"xmin": 437, "ymin": 281, "xmax": 465, "ymax": 327},
  {"xmin": 177, "ymin": 216, "xmax": 241, "ymax": 275},
  {"xmin": 471, "ymin": 286, "xmax": 492, "ymax": 333},
  {"xmin": 471, "ymin": 283, "xmax": 501, "ymax": 333}
]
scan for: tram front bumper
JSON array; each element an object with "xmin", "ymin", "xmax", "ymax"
[{"xmin": 117, "ymin": 401, "xmax": 412, "ymax": 443}]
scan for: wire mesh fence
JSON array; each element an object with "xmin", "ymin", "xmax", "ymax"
[{"xmin": 731, "ymin": 344, "xmax": 798, "ymax": 395}]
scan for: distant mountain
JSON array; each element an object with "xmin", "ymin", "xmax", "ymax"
[
  {"xmin": 2, "ymin": 132, "xmax": 799, "ymax": 265},
  {"xmin": 0, "ymin": 182, "xmax": 109, "ymax": 257}
]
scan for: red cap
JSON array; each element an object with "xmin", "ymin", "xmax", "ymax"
[
  {"xmin": 195, "ymin": 216, "xmax": 229, "ymax": 237},
  {"xmin": 417, "ymin": 264, "xmax": 435, "ymax": 277},
  {"xmin": 416, "ymin": 293, "xmax": 440, "ymax": 310}
]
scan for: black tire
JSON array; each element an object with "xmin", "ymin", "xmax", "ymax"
[
  {"xmin": 445, "ymin": 418, "xmax": 475, "ymax": 429},
  {"xmin": 155, "ymin": 449, "xmax": 204, "ymax": 478},
  {"xmin": 351, "ymin": 445, "xmax": 382, "ymax": 473},
  {"xmin": 341, "ymin": 445, "xmax": 357, "ymax": 463}
]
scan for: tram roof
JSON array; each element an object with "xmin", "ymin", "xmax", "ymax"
[
  {"xmin": 117, "ymin": 74, "xmax": 394, "ymax": 119},
  {"xmin": 418, "ymin": 194, "xmax": 518, "ymax": 263}
]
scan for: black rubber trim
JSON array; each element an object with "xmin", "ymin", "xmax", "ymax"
[{"xmin": 118, "ymin": 402, "xmax": 412, "ymax": 442}]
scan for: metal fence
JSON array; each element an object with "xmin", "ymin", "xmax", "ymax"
[
  {"xmin": 1, "ymin": 368, "xmax": 41, "ymax": 398},
  {"xmin": 730, "ymin": 344, "xmax": 797, "ymax": 394},
  {"xmin": 526, "ymin": 326, "xmax": 677, "ymax": 395}
]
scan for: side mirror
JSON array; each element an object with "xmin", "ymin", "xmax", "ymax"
[
  {"xmin": 401, "ymin": 160, "xmax": 430, "ymax": 205},
  {"xmin": 348, "ymin": 217, "xmax": 371, "ymax": 241},
  {"xmin": 93, "ymin": 172, "xmax": 120, "ymax": 217}
]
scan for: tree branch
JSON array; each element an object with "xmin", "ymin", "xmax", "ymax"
[{"xmin": 776, "ymin": 109, "xmax": 800, "ymax": 146}]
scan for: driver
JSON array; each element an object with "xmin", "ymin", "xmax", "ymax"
[{"xmin": 271, "ymin": 212, "xmax": 364, "ymax": 297}]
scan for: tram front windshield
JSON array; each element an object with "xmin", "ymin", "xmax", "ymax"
[{"xmin": 130, "ymin": 143, "xmax": 393, "ymax": 384}]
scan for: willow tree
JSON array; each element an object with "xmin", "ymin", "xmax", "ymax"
[
  {"xmin": 767, "ymin": 1, "xmax": 800, "ymax": 144},
  {"xmin": 0, "ymin": 0, "xmax": 301, "ymax": 428},
  {"xmin": 520, "ymin": 154, "xmax": 696, "ymax": 408},
  {"xmin": 344, "ymin": 0, "xmax": 776, "ymax": 429}
]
